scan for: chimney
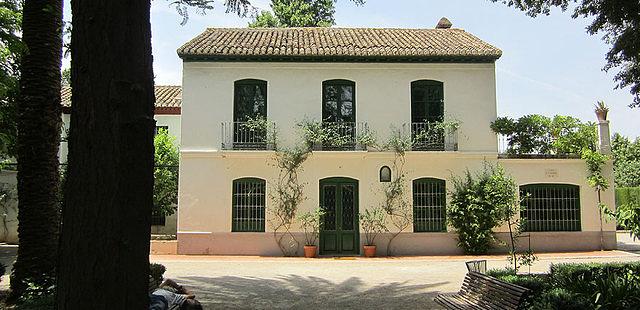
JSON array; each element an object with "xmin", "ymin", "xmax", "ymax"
[
  {"xmin": 598, "ymin": 120, "xmax": 612, "ymax": 155},
  {"xmin": 436, "ymin": 17, "xmax": 452, "ymax": 29}
]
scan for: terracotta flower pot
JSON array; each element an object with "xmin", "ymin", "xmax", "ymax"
[
  {"xmin": 363, "ymin": 245, "xmax": 376, "ymax": 258},
  {"xmin": 304, "ymin": 245, "xmax": 317, "ymax": 258}
]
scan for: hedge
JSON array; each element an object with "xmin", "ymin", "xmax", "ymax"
[{"xmin": 615, "ymin": 187, "xmax": 640, "ymax": 207}]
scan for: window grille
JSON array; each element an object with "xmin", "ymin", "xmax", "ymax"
[
  {"xmin": 520, "ymin": 184, "xmax": 581, "ymax": 232},
  {"xmin": 232, "ymin": 178, "xmax": 266, "ymax": 232},
  {"xmin": 154, "ymin": 126, "xmax": 169, "ymax": 135},
  {"xmin": 413, "ymin": 178, "xmax": 447, "ymax": 232}
]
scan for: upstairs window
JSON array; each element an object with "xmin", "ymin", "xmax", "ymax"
[
  {"xmin": 234, "ymin": 79, "xmax": 267, "ymax": 122},
  {"xmin": 322, "ymin": 79, "xmax": 355, "ymax": 123},
  {"xmin": 413, "ymin": 178, "xmax": 447, "ymax": 232},
  {"xmin": 411, "ymin": 80, "xmax": 443, "ymax": 123},
  {"xmin": 232, "ymin": 178, "xmax": 266, "ymax": 232},
  {"xmin": 520, "ymin": 184, "xmax": 581, "ymax": 232}
]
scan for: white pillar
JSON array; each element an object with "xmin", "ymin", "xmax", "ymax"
[{"xmin": 598, "ymin": 120, "xmax": 611, "ymax": 155}]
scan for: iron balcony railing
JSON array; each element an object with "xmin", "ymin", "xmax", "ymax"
[
  {"xmin": 313, "ymin": 122, "xmax": 369, "ymax": 151},
  {"xmin": 221, "ymin": 121, "xmax": 276, "ymax": 151},
  {"xmin": 407, "ymin": 122, "xmax": 458, "ymax": 151},
  {"xmin": 497, "ymin": 134, "xmax": 580, "ymax": 159}
]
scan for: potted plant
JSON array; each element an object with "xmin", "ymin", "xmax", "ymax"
[
  {"xmin": 359, "ymin": 207, "xmax": 387, "ymax": 257},
  {"xmin": 595, "ymin": 101, "xmax": 609, "ymax": 121},
  {"xmin": 298, "ymin": 208, "xmax": 324, "ymax": 258}
]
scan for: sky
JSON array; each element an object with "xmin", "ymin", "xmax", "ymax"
[{"xmin": 62, "ymin": 0, "xmax": 639, "ymax": 137}]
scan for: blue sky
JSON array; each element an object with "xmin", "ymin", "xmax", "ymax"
[{"xmin": 63, "ymin": 0, "xmax": 639, "ymax": 137}]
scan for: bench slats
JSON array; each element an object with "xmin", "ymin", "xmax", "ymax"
[{"xmin": 435, "ymin": 272, "xmax": 530, "ymax": 310}]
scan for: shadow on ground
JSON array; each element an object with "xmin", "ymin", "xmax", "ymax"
[
  {"xmin": 617, "ymin": 232, "xmax": 640, "ymax": 255},
  {"xmin": 178, "ymin": 275, "xmax": 448, "ymax": 309}
]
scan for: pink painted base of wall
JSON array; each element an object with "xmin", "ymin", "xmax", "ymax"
[
  {"xmin": 151, "ymin": 240, "xmax": 178, "ymax": 255},
  {"xmin": 177, "ymin": 231, "xmax": 617, "ymax": 256}
]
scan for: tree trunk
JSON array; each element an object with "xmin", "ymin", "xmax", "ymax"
[
  {"xmin": 10, "ymin": 0, "xmax": 63, "ymax": 299},
  {"xmin": 56, "ymin": 0, "xmax": 155, "ymax": 308}
]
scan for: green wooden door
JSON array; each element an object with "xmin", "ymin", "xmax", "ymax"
[{"xmin": 319, "ymin": 178, "xmax": 359, "ymax": 255}]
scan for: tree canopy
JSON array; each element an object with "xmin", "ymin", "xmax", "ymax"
[
  {"xmin": 249, "ymin": 0, "xmax": 364, "ymax": 28},
  {"xmin": 0, "ymin": 0, "xmax": 22, "ymax": 159},
  {"xmin": 153, "ymin": 129, "xmax": 179, "ymax": 217},
  {"xmin": 490, "ymin": 0, "xmax": 640, "ymax": 108},
  {"xmin": 612, "ymin": 133, "xmax": 640, "ymax": 188}
]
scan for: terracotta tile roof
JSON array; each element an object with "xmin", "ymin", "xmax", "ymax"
[
  {"xmin": 61, "ymin": 85, "xmax": 182, "ymax": 113},
  {"xmin": 177, "ymin": 27, "xmax": 502, "ymax": 62}
]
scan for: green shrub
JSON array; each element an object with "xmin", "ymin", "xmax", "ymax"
[
  {"xmin": 550, "ymin": 262, "xmax": 640, "ymax": 309},
  {"xmin": 529, "ymin": 288, "xmax": 591, "ymax": 310},
  {"xmin": 15, "ymin": 295, "xmax": 55, "ymax": 310},
  {"xmin": 448, "ymin": 164, "xmax": 517, "ymax": 254},
  {"xmin": 488, "ymin": 269, "xmax": 550, "ymax": 299}
]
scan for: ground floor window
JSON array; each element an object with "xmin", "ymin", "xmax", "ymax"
[
  {"xmin": 232, "ymin": 178, "xmax": 266, "ymax": 232},
  {"xmin": 520, "ymin": 184, "xmax": 581, "ymax": 232},
  {"xmin": 413, "ymin": 178, "xmax": 447, "ymax": 232}
]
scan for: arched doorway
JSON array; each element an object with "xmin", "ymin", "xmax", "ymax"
[{"xmin": 319, "ymin": 177, "xmax": 359, "ymax": 255}]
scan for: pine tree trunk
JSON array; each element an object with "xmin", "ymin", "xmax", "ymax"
[
  {"xmin": 10, "ymin": 0, "xmax": 63, "ymax": 299},
  {"xmin": 56, "ymin": 0, "xmax": 155, "ymax": 308}
]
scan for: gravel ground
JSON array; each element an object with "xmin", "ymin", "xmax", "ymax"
[{"xmin": 153, "ymin": 250, "xmax": 640, "ymax": 310}]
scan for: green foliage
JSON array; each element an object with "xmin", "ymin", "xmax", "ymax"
[
  {"xmin": 581, "ymin": 148, "xmax": 609, "ymax": 190},
  {"xmin": 489, "ymin": 0, "xmax": 640, "ymax": 107},
  {"xmin": 249, "ymin": 0, "xmax": 364, "ymax": 28},
  {"xmin": 297, "ymin": 207, "xmax": 324, "ymax": 246},
  {"xmin": 612, "ymin": 133, "xmax": 640, "ymax": 187},
  {"xmin": 491, "ymin": 114, "xmax": 597, "ymax": 156},
  {"xmin": 269, "ymin": 146, "xmax": 310, "ymax": 256},
  {"xmin": 0, "ymin": 0, "xmax": 22, "ymax": 160},
  {"xmin": 530, "ymin": 288, "xmax": 591, "ymax": 310},
  {"xmin": 605, "ymin": 190, "xmax": 640, "ymax": 239},
  {"xmin": 242, "ymin": 115, "xmax": 278, "ymax": 149},
  {"xmin": 550, "ymin": 262, "xmax": 640, "ymax": 309},
  {"xmin": 359, "ymin": 207, "xmax": 387, "ymax": 246},
  {"xmin": 488, "ymin": 268, "xmax": 551, "ymax": 297},
  {"xmin": 61, "ymin": 68, "xmax": 71, "ymax": 86},
  {"xmin": 153, "ymin": 129, "xmax": 180, "ymax": 217},
  {"xmin": 448, "ymin": 163, "xmax": 517, "ymax": 254},
  {"xmin": 250, "ymin": 10, "xmax": 282, "ymax": 27}
]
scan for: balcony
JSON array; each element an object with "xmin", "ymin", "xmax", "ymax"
[
  {"xmin": 221, "ymin": 121, "xmax": 276, "ymax": 151},
  {"xmin": 310, "ymin": 122, "xmax": 370, "ymax": 151},
  {"xmin": 408, "ymin": 122, "xmax": 458, "ymax": 151}
]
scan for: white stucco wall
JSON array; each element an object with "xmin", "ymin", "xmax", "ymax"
[
  {"xmin": 178, "ymin": 61, "xmax": 616, "ymax": 255},
  {"xmin": 181, "ymin": 62, "xmax": 498, "ymax": 152}
]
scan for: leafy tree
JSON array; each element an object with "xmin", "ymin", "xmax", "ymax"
[
  {"xmin": 611, "ymin": 133, "xmax": 640, "ymax": 188},
  {"xmin": 249, "ymin": 0, "xmax": 364, "ymax": 28},
  {"xmin": 489, "ymin": 1, "xmax": 640, "ymax": 108},
  {"xmin": 10, "ymin": 0, "xmax": 63, "ymax": 300},
  {"xmin": 153, "ymin": 128, "xmax": 179, "ymax": 218},
  {"xmin": 491, "ymin": 114, "xmax": 597, "ymax": 155},
  {"xmin": 58, "ymin": 2, "xmax": 251, "ymax": 307},
  {"xmin": 0, "ymin": 0, "xmax": 22, "ymax": 159}
]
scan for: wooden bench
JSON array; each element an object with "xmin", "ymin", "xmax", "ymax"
[{"xmin": 434, "ymin": 272, "xmax": 530, "ymax": 310}]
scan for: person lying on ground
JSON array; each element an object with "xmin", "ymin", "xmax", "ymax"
[{"xmin": 150, "ymin": 278, "xmax": 202, "ymax": 310}]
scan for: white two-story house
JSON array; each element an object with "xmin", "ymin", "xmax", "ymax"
[{"xmin": 176, "ymin": 20, "xmax": 616, "ymax": 256}]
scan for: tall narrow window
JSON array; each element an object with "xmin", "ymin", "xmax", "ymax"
[
  {"xmin": 322, "ymin": 80, "xmax": 356, "ymax": 150},
  {"xmin": 232, "ymin": 178, "xmax": 266, "ymax": 232},
  {"xmin": 233, "ymin": 79, "xmax": 267, "ymax": 149},
  {"xmin": 411, "ymin": 80, "xmax": 445, "ymax": 150},
  {"xmin": 413, "ymin": 178, "xmax": 447, "ymax": 232},
  {"xmin": 411, "ymin": 80, "xmax": 443, "ymax": 123},
  {"xmin": 520, "ymin": 184, "xmax": 581, "ymax": 232}
]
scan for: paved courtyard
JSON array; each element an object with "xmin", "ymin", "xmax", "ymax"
[{"xmin": 152, "ymin": 249, "xmax": 639, "ymax": 309}]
